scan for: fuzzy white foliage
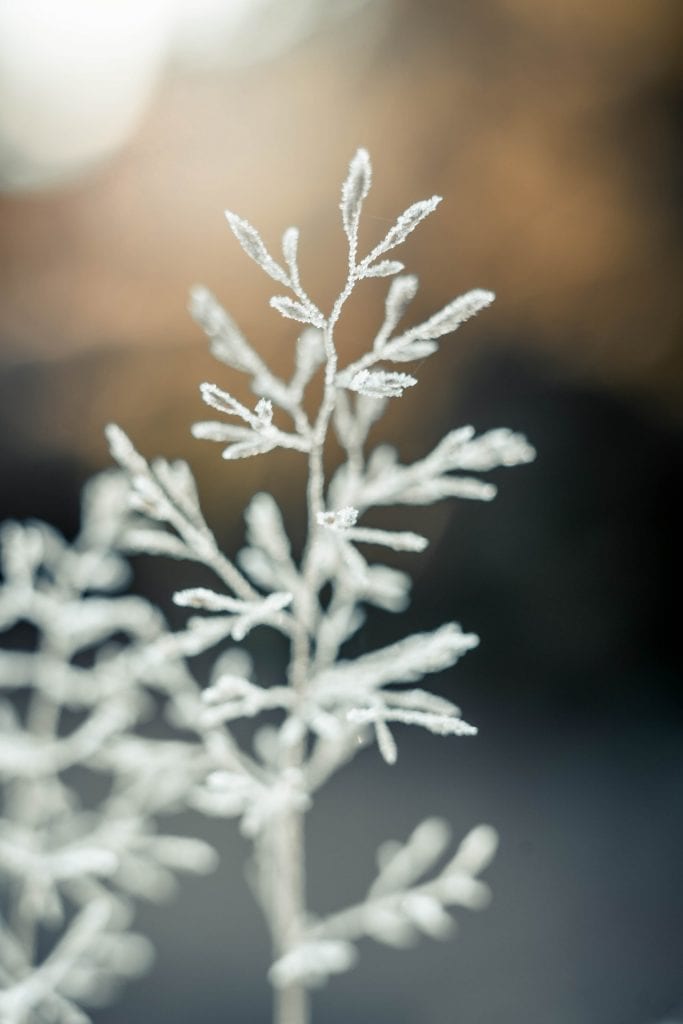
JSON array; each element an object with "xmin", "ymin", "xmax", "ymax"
[
  {"xmin": 0, "ymin": 476, "xmax": 216, "ymax": 1024},
  {"xmin": 3, "ymin": 148, "xmax": 534, "ymax": 1022}
]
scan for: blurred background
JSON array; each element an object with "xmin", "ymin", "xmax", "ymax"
[{"xmin": 0, "ymin": 0, "xmax": 681, "ymax": 1021}]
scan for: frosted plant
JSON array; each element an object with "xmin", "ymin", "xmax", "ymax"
[
  {"xmin": 1, "ymin": 149, "xmax": 534, "ymax": 1023},
  {"xmin": 104, "ymin": 149, "xmax": 535, "ymax": 1024},
  {"xmin": 0, "ymin": 474, "xmax": 217, "ymax": 1024}
]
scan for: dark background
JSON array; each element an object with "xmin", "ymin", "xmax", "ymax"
[{"xmin": 1, "ymin": 1, "xmax": 681, "ymax": 1022}]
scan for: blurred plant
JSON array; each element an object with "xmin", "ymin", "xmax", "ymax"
[
  {"xmin": 0, "ymin": 475, "xmax": 217, "ymax": 1023},
  {"xmin": 1, "ymin": 149, "xmax": 535, "ymax": 1023}
]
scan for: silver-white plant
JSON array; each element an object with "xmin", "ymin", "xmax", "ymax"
[
  {"xmin": 1, "ymin": 149, "xmax": 535, "ymax": 1024},
  {"xmin": 0, "ymin": 474, "xmax": 218, "ymax": 1024}
]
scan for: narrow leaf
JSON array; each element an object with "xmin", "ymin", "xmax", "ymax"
[
  {"xmin": 270, "ymin": 296, "xmax": 325, "ymax": 328},
  {"xmin": 363, "ymin": 260, "xmax": 405, "ymax": 278},
  {"xmin": 225, "ymin": 211, "xmax": 291, "ymax": 286},
  {"xmin": 369, "ymin": 196, "xmax": 442, "ymax": 261},
  {"xmin": 341, "ymin": 148, "xmax": 372, "ymax": 246},
  {"xmin": 348, "ymin": 369, "xmax": 417, "ymax": 399}
]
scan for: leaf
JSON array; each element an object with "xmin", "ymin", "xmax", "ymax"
[
  {"xmin": 396, "ymin": 288, "xmax": 495, "ymax": 345},
  {"xmin": 314, "ymin": 623, "xmax": 479, "ymax": 694},
  {"xmin": 222, "ymin": 437, "xmax": 277, "ymax": 461},
  {"xmin": 340, "ymin": 148, "xmax": 372, "ymax": 247},
  {"xmin": 380, "ymin": 339, "xmax": 439, "ymax": 362},
  {"xmin": 225, "ymin": 211, "xmax": 291, "ymax": 286},
  {"xmin": 290, "ymin": 328, "xmax": 325, "ymax": 396},
  {"xmin": 191, "ymin": 421, "xmax": 249, "ymax": 442},
  {"xmin": 188, "ymin": 285, "xmax": 261, "ymax": 374},
  {"xmin": 199, "ymin": 383, "xmax": 252, "ymax": 422},
  {"xmin": 270, "ymin": 296, "xmax": 325, "ymax": 328},
  {"xmin": 399, "ymin": 477, "xmax": 497, "ymax": 504},
  {"xmin": 151, "ymin": 459, "xmax": 202, "ymax": 524},
  {"xmin": 383, "ymin": 274, "xmax": 419, "ymax": 333},
  {"xmin": 244, "ymin": 492, "xmax": 293, "ymax": 564},
  {"xmin": 281, "ymin": 226, "xmax": 300, "ymax": 279},
  {"xmin": 121, "ymin": 529, "xmax": 191, "ymax": 560},
  {"xmin": 372, "ymin": 274, "xmax": 420, "ymax": 354},
  {"xmin": 105, "ymin": 424, "xmax": 148, "ymax": 477},
  {"xmin": 370, "ymin": 818, "xmax": 451, "ymax": 896},
  {"xmin": 363, "ymin": 260, "xmax": 404, "ymax": 278},
  {"xmin": 348, "ymin": 369, "xmax": 417, "ymax": 399},
  {"xmin": 343, "ymin": 527, "xmax": 428, "ymax": 552},
  {"xmin": 375, "ymin": 718, "xmax": 397, "ymax": 764},
  {"xmin": 368, "ymin": 196, "xmax": 442, "ymax": 262},
  {"xmin": 173, "ymin": 588, "xmax": 244, "ymax": 612}
]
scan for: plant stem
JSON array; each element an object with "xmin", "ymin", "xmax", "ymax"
[
  {"xmin": 271, "ymin": 801, "xmax": 310, "ymax": 1024},
  {"xmin": 269, "ymin": 272, "xmax": 357, "ymax": 1024}
]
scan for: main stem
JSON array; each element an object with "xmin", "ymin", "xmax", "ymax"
[{"xmin": 269, "ymin": 278, "xmax": 352, "ymax": 1024}]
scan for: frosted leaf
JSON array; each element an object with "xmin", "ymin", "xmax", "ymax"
[
  {"xmin": 78, "ymin": 471, "xmax": 131, "ymax": 550},
  {"xmin": 151, "ymin": 459, "xmax": 202, "ymax": 525},
  {"xmin": 370, "ymin": 817, "xmax": 451, "ymax": 897},
  {"xmin": 120, "ymin": 529, "xmax": 191, "ymax": 560},
  {"xmin": 428, "ymin": 425, "xmax": 536, "ymax": 471},
  {"xmin": 340, "ymin": 148, "xmax": 372, "ymax": 250},
  {"xmin": 281, "ymin": 226, "xmax": 300, "ymax": 279},
  {"xmin": 105, "ymin": 424, "xmax": 148, "ymax": 478},
  {"xmin": 400, "ymin": 477, "xmax": 497, "ymax": 504},
  {"xmin": 362, "ymin": 564, "xmax": 411, "ymax": 613},
  {"xmin": 199, "ymin": 383, "xmax": 255, "ymax": 424},
  {"xmin": 362, "ymin": 904, "xmax": 417, "ymax": 947},
  {"xmin": 225, "ymin": 211, "xmax": 291, "ymax": 286},
  {"xmin": 331, "ymin": 391, "xmax": 388, "ymax": 458},
  {"xmin": 237, "ymin": 547, "xmax": 283, "ymax": 592},
  {"xmin": 343, "ymin": 527, "xmax": 428, "ymax": 553},
  {"xmin": 374, "ymin": 718, "xmax": 397, "ymax": 764},
  {"xmin": 197, "ymin": 386, "xmax": 308, "ymax": 458},
  {"xmin": 245, "ymin": 492, "xmax": 293, "ymax": 563},
  {"xmin": 202, "ymin": 675, "xmax": 258, "ymax": 705},
  {"xmin": 348, "ymin": 706, "xmax": 478, "ymax": 738},
  {"xmin": 222, "ymin": 435, "xmax": 277, "ymax": 460},
  {"xmin": 348, "ymin": 369, "xmax": 417, "ymax": 399},
  {"xmin": 363, "ymin": 259, "xmax": 404, "ymax": 278},
  {"xmin": 366, "ymin": 196, "xmax": 442, "ymax": 262},
  {"xmin": 380, "ymin": 339, "xmax": 440, "ymax": 363},
  {"xmin": 188, "ymin": 286, "xmax": 260, "ymax": 374},
  {"xmin": 401, "ymin": 894, "xmax": 454, "ymax": 939},
  {"xmin": 0, "ymin": 522, "xmax": 47, "ymax": 586},
  {"xmin": 270, "ymin": 295, "xmax": 325, "ymax": 329},
  {"xmin": 173, "ymin": 587, "xmax": 247, "ymax": 612},
  {"xmin": 376, "ymin": 274, "xmax": 419, "ymax": 348},
  {"xmin": 291, "ymin": 328, "xmax": 325, "ymax": 396},
  {"xmin": 201, "ymin": 675, "xmax": 292, "ymax": 727},
  {"xmin": 175, "ymin": 590, "xmax": 292, "ymax": 643},
  {"xmin": 143, "ymin": 835, "xmax": 218, "ymax": 874},
  {"xmin": 270, "ymin": 939, "xmax": 357, "ymax": 988},
  {"xmin": 390, "ymin": 288, "xmax": 495, "ymax": 349},
  {"xmin": 191, "ymin": 419, "xmax": 278, "ymax": 460},
  {"xmin": 445, "ymin": 824, "xmax": 499, "ymax": 877},
  {"xmin": 314, "ymin": 623, "xmax": 479, "ymax": 695}
]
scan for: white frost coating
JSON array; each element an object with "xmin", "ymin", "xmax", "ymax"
[
  {"xmin": 3, "ymin": 148, "xmax": 534, "ymax": 1023},
  {"xmin": 348, "ymin": 368, "xmax": 417, "ymax": 398},
  {"xmin": 0, "ymin": 479, "xmax": 217, "ymax": 1024}
]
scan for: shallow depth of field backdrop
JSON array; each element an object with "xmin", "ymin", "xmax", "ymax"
[{"xmin": 0, "ymin": 1, "xmax": 681, "ymax": 1022}]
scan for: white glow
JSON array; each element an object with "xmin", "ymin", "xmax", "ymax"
[
  {"xmin": 0, "ymin": 0, "xmax": 374, "ymax": 191},
  {"xmin": 0, "ymin": 0, "xmax": 173, "ymax": 189}
]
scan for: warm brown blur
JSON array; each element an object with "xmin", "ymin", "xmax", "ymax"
[{"xmin": 0, "ymin": 0, "xmax": 680, "ymax": 485}]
